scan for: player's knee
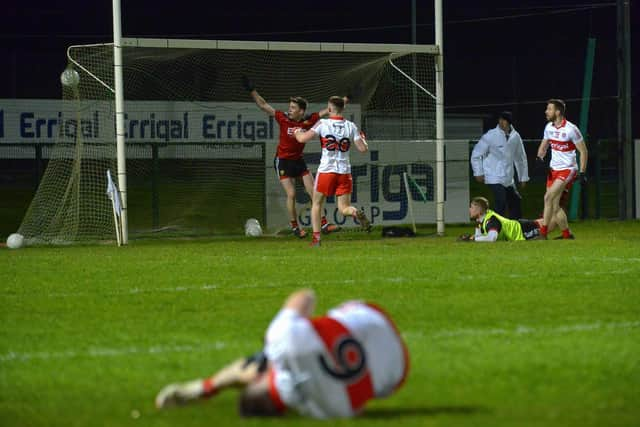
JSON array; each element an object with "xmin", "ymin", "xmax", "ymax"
[{"xmin": 543, "ymin": 191, "xmax": 555, "ymax": 204}]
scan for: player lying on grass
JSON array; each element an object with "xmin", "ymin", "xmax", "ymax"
[
  {"xmin": 294, "ymin": 96, "xmax": 371, "ymax": 247},
  {"xmin": 155, "ymin": 289, "xmax": 409, "ymax": 418},
  {"xmin": 243, "ymin": 75, "xmax": 345, "ymax": 238},
  {"xmin": 459, "ymin": 196, "xmax": 542, "ymax": 242}
]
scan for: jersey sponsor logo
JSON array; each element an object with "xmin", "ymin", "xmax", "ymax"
[{"xmin": 549, "ymin": 138, "xmax": 576, "ymax": 152}]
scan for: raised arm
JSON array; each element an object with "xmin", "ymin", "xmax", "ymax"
[
  {"xmin": 250, "ymin": 90, "xmax": 276, "ymax": 117},
  {"xmin": 282, "ymin": 289, "xmax": 316, "ymax": 317},
  {"xmin": 242, "ymin": 76, "xmax": 276, "ymax": 117}
]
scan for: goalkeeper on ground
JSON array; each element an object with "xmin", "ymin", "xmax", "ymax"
[
  {"xmin": 242, "ymin": 76, "xmax": 344, "ymax": 238},
  {"xmin": 460, "ymin": 197, "xmax": 542, "ymax": 242}
]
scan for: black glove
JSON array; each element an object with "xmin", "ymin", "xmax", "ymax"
[
  {"xmin": 457, "ymin": 233, "xmax": 473, "ymax": 242},
  {"xmin": 241, "ymin": 75, "xmax": 255, "ymax": 92},
  {"xmin": 243, "ymin": 350, "xmax": 268, "ymax": 373},
  {"xmin": 579, "ymin": 172, "xmax": 587, "ymax": 185}
]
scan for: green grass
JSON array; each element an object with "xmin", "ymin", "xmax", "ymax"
[{"xmin": 1, "ymin": 221, "xmax": 639, "ymax": 427}]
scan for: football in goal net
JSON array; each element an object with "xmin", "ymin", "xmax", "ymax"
[{"xmin": 16, "ymin": 39, "xmax": 467, "ymax": 244}]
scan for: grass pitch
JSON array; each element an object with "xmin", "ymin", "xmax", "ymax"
[{"xmin": 1, "ymin": 221, "xmax": 639, "ymax": 427}]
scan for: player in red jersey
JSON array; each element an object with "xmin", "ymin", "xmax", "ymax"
[
  {"xmin": 243, "ymin": 76, "xmax": 341, "ymax": 238},
  {"xmin": 536, "ymin": 99, "xmax": 588, "ymax": 239},
  {"xmin": 155, "ymin": 289, "xmax": 409, "ymax": 419}
]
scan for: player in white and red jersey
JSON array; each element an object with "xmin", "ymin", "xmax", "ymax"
[
  {"xmin": 294, "ymin": 96, "xmax": 371, "ymax": 246},
  {"xmin": 155, "ymin": 289, "xmax": 410, "ymax": 419},
  {"xmin": 536, "ymin": 99, "xmax": 588, "ymax": 239},
  {"xmin": 243, "ymin": 76, "xmax": 342, "ymax": 238}
]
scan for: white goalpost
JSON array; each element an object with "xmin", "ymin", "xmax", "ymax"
[
  {"xmin": 435, "ymin": 0, "xmax": 445, "ymax": 236},
  {"xmin": 112, "ymin": 0, "xmax": 128, "ymax": 244}
]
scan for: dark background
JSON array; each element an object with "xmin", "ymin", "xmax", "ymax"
[{"xmin": 1, "ymin": 0, "xmax": 637, "ymax": 140}]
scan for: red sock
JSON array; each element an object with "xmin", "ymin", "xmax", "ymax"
[
  {"xmin": 202, "ymin": 378, "xmax": 217, "ymax": 398},
  {"xmin": 562, "ymin": 228, "xmax": 571, "ymax": 239},
  {"xmin": 540, "ymin": 225, "xmax": 548, "ymax": 236},
  {"xmin": 312, "ymin": 231, "xmax": 321, "ymax": 242},
  {"xmin": 290, "ymin": 220, "xmax": 298, "ymax": 229},
  {"xmin": 321, "ymin": 216, "xmax": 328, "ymax": 226}
]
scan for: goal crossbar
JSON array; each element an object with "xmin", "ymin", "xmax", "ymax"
[{"xmin": 121, "ymin": 38, "xmax": 439, "ymax": 54}]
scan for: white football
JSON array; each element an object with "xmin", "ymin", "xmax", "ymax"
[
  {"xmin": 245, "ymin": 218, "xmax": 263, "ymax": 237},
  {"xmin": 60, "ymin": 68, "xmax": 80, "ymax": 87},
  {"xmin": 245, "ymin": 218, "xmax": 260, "ymax": 228},
  {"xmin": 6, "ymin": 233, "xmax": 25, "ymax": 249}
]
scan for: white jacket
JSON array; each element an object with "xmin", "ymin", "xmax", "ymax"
[{"xmin": 471, "ymin": 125, "xmax": 529, "ymax": 187}]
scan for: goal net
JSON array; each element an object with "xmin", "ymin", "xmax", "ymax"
[{"xmin": 17, "ymin": 39, "xmax": 466, "ymax": 244}]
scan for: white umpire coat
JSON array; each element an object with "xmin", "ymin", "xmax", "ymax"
[{"xmin": 471, "ymin": 125, "xmax": 529, "ymax": 187}]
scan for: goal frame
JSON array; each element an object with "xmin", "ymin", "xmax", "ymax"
[{"xmin": 110, "ymin": 0, "xmax": 444, "ymax": 242}]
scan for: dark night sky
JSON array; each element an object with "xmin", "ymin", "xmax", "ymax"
[{"xmin": 1, "ymin": 0, "xmax": 637, "ymax": 140}]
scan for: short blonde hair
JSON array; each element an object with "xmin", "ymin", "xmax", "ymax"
[{"xmin": 470, "ymin": 197, "xmax": 489, "ymax": 212}]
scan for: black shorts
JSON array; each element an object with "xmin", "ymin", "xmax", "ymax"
[
  {"xmin": 519, "ymin": 219, "xmax": 541, "ymax": 240},
  {"xmin": 274, "ymin": 158, "xmax": 310, "ymax": 180}
]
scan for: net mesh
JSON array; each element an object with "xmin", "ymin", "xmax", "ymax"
[{"xmin": 18, "ymin": 42, "xmax": 441, "ymax": 244}]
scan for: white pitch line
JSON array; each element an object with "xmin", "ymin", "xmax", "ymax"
[
  {"xmin": 403, "ymin": 320, "xmax": 640, "ymax": 340},
  {"xmin": 9, "ymin": 280, "xmax": 355, "ymax": 299},
  {"xmin": 0, "ymin": 341, "xmax": 227, "ymax": 363},
  {"xmin": 2, "ymin": 264, "xmax": 638, "ymax": 300},
  {"xmin": 4, "ymin": 321, "xmax": 638, "ymax": 364}
]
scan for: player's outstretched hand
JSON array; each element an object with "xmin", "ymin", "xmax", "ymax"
[
  {"xmin": 241, "ymin": 75, "xmax": 255, "ymax": 92},
  {"xmin": 457, "ymin": 233, "xmax": 473, "ymax": 242},
  {"xmin": 579, "ymin": 172, "xmax": 587, "ymax": 185}
]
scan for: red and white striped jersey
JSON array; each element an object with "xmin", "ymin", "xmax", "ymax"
[
  {"xmin": 311, "ymin": 116, "xmax": 363, "ymax": 174},
  {"xmin": 264, "ymin": 302, "xmax": 409, "ymax": 419},
  {"xmin": 543, "ymin": 119, "xmax": 584, "ymax": 171}
]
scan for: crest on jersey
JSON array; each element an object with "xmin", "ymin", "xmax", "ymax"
[{"xmin": 318, "ymin": 336, "xmax": 366, "ymax": 381}]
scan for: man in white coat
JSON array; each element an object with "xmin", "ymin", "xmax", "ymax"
[{"xmin": 471, "ymin": 111, "xmax": 529, "ymax": 219}]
